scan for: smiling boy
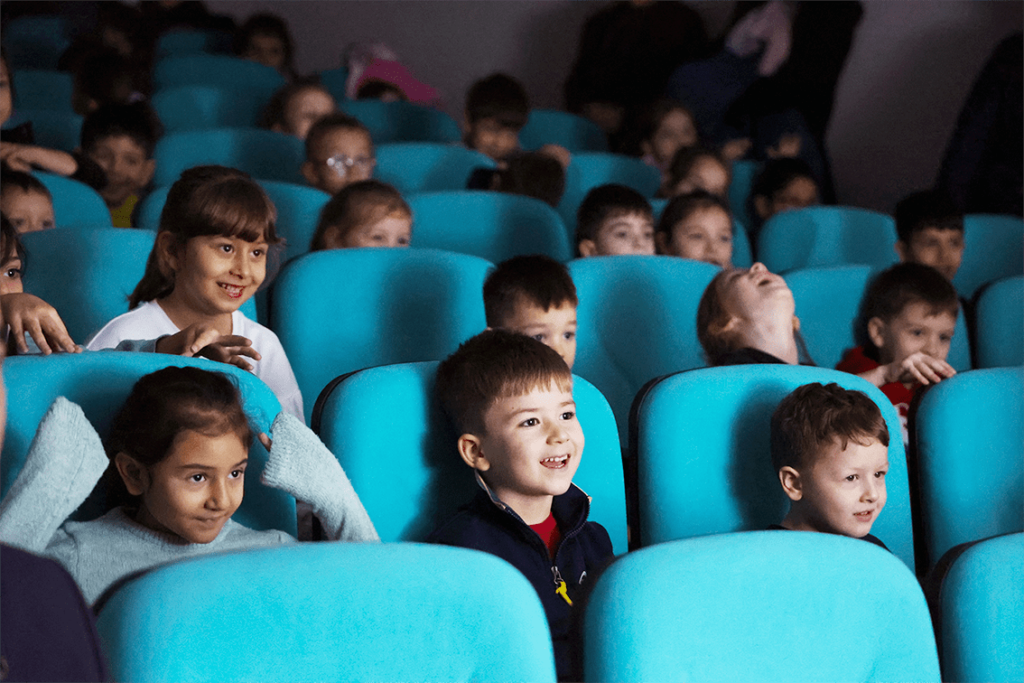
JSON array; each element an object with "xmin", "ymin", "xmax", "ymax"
[
  {"xmin": 576, "ymin": 183, "xmax": 655, "ymax": 257},
  {"xmin": 428, "ymin": 330, "xmax": 613, "ymax": 681},
  {"xmin": 770, "ymin": 382, "xmax": 891, "ymax": 549}
]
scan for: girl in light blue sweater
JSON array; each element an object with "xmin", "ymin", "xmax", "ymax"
[{"xmin": 0, "ymin": 366, "xmax": 378, "ymax": 604}]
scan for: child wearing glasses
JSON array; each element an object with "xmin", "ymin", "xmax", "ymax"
[{"xmin": 301, "ymin": 113, "xmax": 376, "ymax": 195}]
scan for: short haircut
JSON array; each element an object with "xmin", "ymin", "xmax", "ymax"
[
  {"xmin": 575, "ymin": 184, "xmax": 652, "ymax": 247},
  {"xmin": 665, "ymin": 146, "xmax": 725, "ymax": 191},
  {"xmin": 435, "ymin": 329, "xmax": 574, "ymax": 436},
  {"xmin": 80, "ymin": 101, "xmax": 163, "ymax": 158},
  {"xmin": 771, "ymin": 382, "xmax": 889, "ymax": 473},
  {"xmin": 260, "ymin": 78, "xmax": 332, "ymax": 130},
  {"xmin": 309, "ymin": 179, "xmax": 411, "ymax": 251},
  {"xmin": 750, "ymin": 157, "xmax": 815, "ymax": 202},
  {"xmin": 497, "ymin": 152, "xmax": 566, "ymax": 208},
  {"xmin": 861, "ymin": 262, "xmax": 959, "ymax": 333},
  {"xmin": 0, "ymin": 169, "xmax": 52, "ymax": 201},
  {"xmin": 234, "ymin": 12, "xmax": 295, "ymax": 75},
  {"xmin": 465, "ymin": 73, "xmax": 529, "ymax": 129},
  {"xmin": 304, "ymin": 112, "xmax": 372, "ymax": 160},
  {"xmin": 657, "ymin": 190, "xmax": 731, "ymax": 241},
  {"xmin": 894, "ymin": 189, "xmax": 964, "ymax": 243},
  {"xmin": 484, "ymin": 255, "xmax": 578, "ymax": 327}
]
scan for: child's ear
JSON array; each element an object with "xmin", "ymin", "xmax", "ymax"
[
  {"xmin": 867, "ymin": 316, "xmax": 887, "ymax": 350},
  {"xmin": 140, "ymin": 158, "xmax": 156, "ymax": 187},
  {"xmin": 114, "ymin": 452, "xmax": 149, "ymax": 496},
  {"xmin": 778, "ymin": 466, "xmax": 803, "ymax": 501},
  {"xmin": 155, "ymin": 230, "xmax": 181, "ymax": 275},
  {"xmin": 753, "ymin": 195, "xmax": 771, "ymax": 220},
  {"xmin": 456, "ymin": 433, "xmax": 490, "ymax": 472},
  {"xmin": 301, "ymin": 160, "xmax": 318, "ymax": 187},
  {"xmin": 894, "ymin": 240, "xmax": 909, "ymax": 262},
  {"xmin": 578, "ymin": 239, "xmax": 598, "ymax": 258}
]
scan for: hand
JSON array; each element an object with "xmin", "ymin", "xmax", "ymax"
[
  {"xmin": 258, "ymin": 432, "xmax": 272, "ymax": 452},
  {"xmin": 883, "ymin": 352, "xmax": 957, "ymax": 386},
  {"xmin": 0, "ymin": 142, "xmax": 34, "ymax": 172},
  {"xmin": 721, "ymin": 138, "xmax": 752, "ymax": 162},
  {"xmin": 155, "ymin": 323, "xmax": 262, "ymax": 372},
  {"xmin": 767, "ymin": 133, "xmax": 802, "ymax": 159},
  {"xmin": 0, "ymin": 142, "xmax": 78, "ymax": 175},
  {"xmin": 0, "ymin": 293, "xmax": 80, "ymax": 355}
]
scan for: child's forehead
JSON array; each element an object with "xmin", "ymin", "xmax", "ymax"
[
  {"xmin": 892, "ymin": 299, "xmax": 957, "ymax": 324},
  {"xmin": 91, "ymin": 133, "xmax": 147, "ymax": 154},
  {"xmin": 315, "ymin": 127, "xmax": 371, "ymax": 153},
  {"xmin": 911, "ymin": 225, "xmax": 964, "ymax": 240},
  {"xmin": 599, "ymin": 210, "xmax": 652, "ymax": 228},
  {"xmin": 812, "ymin": 435, "xmax": 888, "ymax": 466}
]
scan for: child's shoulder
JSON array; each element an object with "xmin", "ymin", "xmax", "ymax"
[
  {"xmin": 85, "ymin": 301, "xmax": 168, "ymax": 350},
  {"xmin": 836, "ymin": 345, "xmax": 875, "ymax": 373}
]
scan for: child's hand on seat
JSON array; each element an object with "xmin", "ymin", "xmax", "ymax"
[
  {"xmin": 884, "ymin": 351, "xmax": 956, "ymax": 386},
  {"xmin": 1, "ymin": 293, "xmax": 80, "ymax": 354},
  {"xmin": 0, "ymin": 142, "xmax": 78, "ymax": 176},
  {"xmin": 155, "ymin": 323, "xmax": 262, "ymax": 371}
]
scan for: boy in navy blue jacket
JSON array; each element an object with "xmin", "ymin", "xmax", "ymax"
[{"xmin": 429, "ymin": 330, "xmax": 613, "ymax": 681}]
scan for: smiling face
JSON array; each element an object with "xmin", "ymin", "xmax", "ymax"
[
  {"xmin": 280, "ymin": 87, "xmax": 335, "ymax": 140},
  {"xmin": 868, "ymin": 301, "xmax": 957, "ymax": 367},
  {"xmin": 580, "ymin": 211, "xmax": 655, "ymax": 257},
  {"xmin": 785, "ymin": 438, "xmax": 889, "ymax": 538},
  {"xmin": 898, "ymin": 228, "xmax": 965, "ymax": 282},
  {"xmin": 128, "ymin": 429, "xmax": 248, "ymax": 544},
  {"xmin": 162, "ymin": 234, "xmax": 267, "ymax": 324},
  {"xmin": 646, "ymin": 108, "xmax": 698, "ymax": 166},
  {"xmin": 86, "ymin": 134, "xmax": 156, "ymax": 208},
  {"xmin": 0, "ymin": 189, "xmax": 55, "ymax": 233},
  {"xmin": 303, "ymin": 128, "xmax": 375, "ymax": 195},
  {"xmin": 465, "ymin": 385, "xmax": 584, "ymax": 523},
  {"xmin": 498, "ymin": 300, "xmax": 577, "ymax": 369},
  {"xmin": 663, "ymin": 205, "xmax": 733, "ymax": 268},
  {"xmin": 329, "ymin": 212, "xmax": 412, "ymax": 249}
]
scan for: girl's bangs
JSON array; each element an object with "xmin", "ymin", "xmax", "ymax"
[{"xmin": 194, "ymin": 177, "xmax": 280, "ymax": 244}]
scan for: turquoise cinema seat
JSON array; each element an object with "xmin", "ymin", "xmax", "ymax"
[
  {"xmin": 0, "ymin": 353, "xmax": 294, "ymax": 535},
  {"xmin": 3, "ymin": 17, "xmax": 72, "ymax": 70},
  {"xmin": 785, "ymin": 265, "xmax": 873, "ymax": 370},
  {"xmin": 33, "ymin": 172, "xmax": 111, "ymax": 229},
  {"xmin": 152, "ymin": 128, "xmax": 306, "ymax": 186},
  {"xmin": 757, "ymin": 206, "xmax": 898, "ymax": 274},
  {"xmin": 557, "ymin": 152, "xmax": 661, "ymax": 234},
  {"xmin": 630, "ymin": 365, "xmax": 916, "ymax": 571},
  {"xmin": 913, "ymin": 368, "xmax": 1023, "ymax": 570},
  {"xmin": 374, "ymin": 142, "xmax": 496, "ymax": 195},
  {"xmin": 311, "ymin": 361, "xmax": 627, "ymax": 554},
  {"xmin": 10, "ymin": 69, "xmax": 73, "ymax": 110},
  {"xmin": 518, "ymin": 109, "xmax": 608, "ymax": 153},
  {"xmin": 973, "ymin": 275, "xmax": 1024, "ymax": 368},
  {"xmin": 151, "ymin": 86, "xmax": 267, "ymax": 132},
  {"xmin": 155, "ymin": 28, "xmax": 232, "ymax": 58},
  {"xmin": 271, "ymin": 248, "xmax": 492, "ymax": 422},
  {"xmin": 341, "ymin": 99, "xmax": 461, "ymax": 144},
  {"xmin": 152, "ymin": 54, "xmax": 284, "ymax": 105},
  {"xmin": 406, "ymin": 191, "xmax": 572, "ymax": 263},
  {"xmin": 954, "ymin": 214, "xmax": 1024, "ymax": 299},
  {"xmin": 584, "ymin": 532, "xmax": 940, "ymax": 682},
  {"xmin": 96, "ymin": 543, "xmax": 556, "ymax": 683},
  {"xmin": 5, "ymin": 109, "xmax": 82, "ymax": 151}
]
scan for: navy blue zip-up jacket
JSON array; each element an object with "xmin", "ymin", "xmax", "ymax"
[{"xmin": 428, "ymin": 482, "xmax": 614, "ymax": 681}]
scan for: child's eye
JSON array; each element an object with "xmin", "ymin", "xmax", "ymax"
[
  {"xmin": 563, "ymin": 331, "xmax": 575, "ymax": 341},
  {"xmin": 397, "ymin": 237, "xmax": 410, "ymax": 246},
  {"xmin": 940, "ymin": 334, "xmax": 952, "ymax": 343},
  {"xmin": 4, "ymin": 267, "xmax": 22, "ymax": 279},
  {"xmin": 845, "ymin": 474, "xmax": 858, "ymax": 482},
  {"xmin": 520, "ymin": 417, "xmax": 539, "ymax": 427},
  {"xmin": 220, "ymin": 243, "xmax": 234, "ymax": 254},
  {"xmin": 43, "ymin": 219, "xmax": 54, "ymax": 230},
  {"xmin": 613, "ymin": 231, "xmax": 629, "ymax": 240},
  {"xmin": 561, "ymin": 411, "xmax": 576, "ymax": 420},
  {"xmin": 230, "ymin": 469, "xmax": 245, "ymax": 479},
  {"xmin": 190, "ymin": 473, "xmax": 206, "ymax": 483},
  {"xmin": 251, "ymin": 248, "xmax": 265, "ymax": 258},
  {"xmin": 532, "ymin": 333, "xmax": 546, "ymax": 342},
  {"xmin": 874, "ymin": 470, "xmax": 887, "ymax": 479}
]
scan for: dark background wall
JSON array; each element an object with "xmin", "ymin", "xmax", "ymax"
[{"xmin": 210, "ymin": 0, "xmax": 1021, "ymax": 213}]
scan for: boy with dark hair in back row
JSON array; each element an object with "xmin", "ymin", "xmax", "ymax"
[
  {"xmin": 771, "ymin": 382, "xmax": 891, "ymax": 549},
  {"xmin": 484, "ymin": 255, "xmax": 578, "ymax": 369},
  {"xmin": 575, "ymin": 183, "xmax": 655, "ymax": 257},
  {"xmin": 894, "ymin": 189, "xmax": 965, "ymax": 283},
  {"xmin": 429, "ymin": 330, "xmax": 613, "ymax": 682}
]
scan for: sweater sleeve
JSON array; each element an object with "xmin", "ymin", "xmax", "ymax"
[
  {"xmin": 0, "ymin": 398, "xmax": 109, "ymax": 552},
  {"xmin": 259, "ymin": 412, "xmax": 379, "ymax": 543}
]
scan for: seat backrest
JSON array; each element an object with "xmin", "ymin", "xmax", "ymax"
[
  {"xmin": 341, "ymin": 100, "xmax": 461, "ymax": 144},
  {"xmin": 21, "ymin": 228, "xmax": 154, "ymax": 342},
  {"xmin": 937, "ymin": 532, "xmax": 1024, "ymax": 683},
  {"xmin": 8, "ymin": 109, "xmax": 82, "ymax": 151},
  {"xmin": 728, "ymin": 159, "xmax": 759, "ymax": 230},
  {"xmin": 0, "ymin": 353, "xmax": 294, "ymax": 534},
  {"xmin": 3, "ymin": 17, "xmax": 71, "ymax": 70},
  {"xmin": 155, "ymin": 29, "xmax": 232, "ymax": 57},
  {"xmin": 557, "ymin": 152, "xmax": 662, "ymax": 231},
  {"xmin": 406, "ymin": 191, "xmax": 572, "ymax": 263},
  {"xmin": 913, "ymin": 368, "xmax": 1023, "ymax": 569},
  {"xmin": 95, "ymin": 542, "xmax": 556, "ymax": 683},
  {"xmin": 33, "ymin": 172, "xmax": 112, "ymax": 229},
  {"xmin": 631, "ymin": 365, "xmax": 916, "ymax": 570},
  {"xmin": 954, "ymin": 214, "xmax": 1024, "ymax": 299},
  {"xmin": 318, "ymin": 66, "xmax": 350, "ymax": 102},
  {"xmin": 11, "ymin": 69, "xmax": 73, "ymax": 110},
  {"xmin": 271, "ymin": 248, "xmax": 492, "ymax": 422},
  {"xmin": 974, "ymin": 275, "xmax": 1024, "ymax": 368},
  {"xmin": 312, "ymin": 362, "xmax": 627, "ymax": 554},
  {"xmin": 787, "ymin": 265, "xmax": 874, "ymax": 369},
  {"xmin": 374, "ymin": 142, "xmax": 495, "ymax": 195},
  {"xmin": 518, "ymin": 109, "xmax": 608, "ymax": 153},
  {"xmin": 584, "ymin": 532, "xmax": 940, "ymax": 682},
  {"xmin": 569, "ymin": 256, "xmax": 719, "ymax": 442},
  {"xmin": 151, "ymin": 85, "xmax": 266, "ymax": 132},
  {"xmin": 758, "ymin": 206, "xmax": 899, "ymax": 273},
  {"xmin": 153, "ymin": 128, "xmax": 306, "ymax": 186},
  {"xmin": 152, "ymin": 54, "xmax": 284, "ymax": 104}
]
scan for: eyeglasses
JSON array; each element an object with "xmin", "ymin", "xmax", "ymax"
[{"xmin": 324, "ymin": 154, "xmax": 376, "ymax": 178}]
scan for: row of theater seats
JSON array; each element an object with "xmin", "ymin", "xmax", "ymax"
[{"xmin": 1, "ymin": 352, "xmax": 1019, "ymax": 681}]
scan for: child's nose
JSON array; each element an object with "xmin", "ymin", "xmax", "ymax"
[
  {"xmin": 207, "ymin": 478, "xmax": 230, "ymax": 509},
  {"xmin": 750, "ymin": 262, "xmax": 767, "ymax": 273}
]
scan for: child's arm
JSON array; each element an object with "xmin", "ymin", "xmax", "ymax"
[
  {"xmin": 1, "ymin": 293, "xmax": 81, "ymax": 355},
  {"xmin": 155, "ymin": 323, "xmax": 262, "ymax": 372},
  {"xmin": 0, "ymin": 398, "xmax": 108, "ymax": 551},
  {"xmin": 259, "ymin": 412, "xmax": 380, "ymax": 543},
  {"xmin": 0, "ymin": 142, "xmax": 78, "ymax": 177},
  {"xmin": 857, "ymin": 352, "xmax": 957, "ymax": 388}
]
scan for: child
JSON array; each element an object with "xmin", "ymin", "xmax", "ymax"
[
  {"xmin": 0, "ymin": 214, "xmax": 78, "ymax": 355},
  {"xmin": 697, "ymin": 262, "xmax": 810, "ymax": 366},
  {"xmin": 428, "ymin": 330, "xmax": 613, "ymax": 682},
  {"xmin": 770, "ymin": 382, "xmax": 890, "ymax": 548},
  {"xmin": 80, "ymin": 102, "xmax": 163, "ymax": 228},
  {"xmin": 85, "ymin": 165, "xmax": 304, "ymax": 421},
  {"xmin": 894, "ymin": 189, "xmax": 965, "ymax": 283},
  {"xmin": 464, "ymin": 73, "xmax": 530, "ymax": 163},
  {"xmin": 0, "ymin": 366, "xmax": 378, "ymax": 604},
  {"xmin": 309, "ymin": 180, "xmax": 412, "ymax": 251},
  {"xmin": 638, "ymin": 99, "xmax": 699, "ymax": 177},
  {"xmin": 301, "ymin": 113, "xmax": 375, "ymax": 196},
  {"xmin": 655, "ymin": 190, "xmax": 733, "ymax": 268},
  {"xmin": 261, "ymin": 80, "xmax": 337, "ymax": 141},
  {"xmin": 575, "ymin": 184, "xmax": 655, "ymax": 257},
  {"xmin": 483, "ymin": 255, "xmax": 578, "ymax": 369},
  {"xmin": 749, "ymin": 157, "xmax": 819, "ymax": 232},
  {"xmin": 234, "ymin": 13, "xmax": 295, "ymax": 78},
  {"xmin": 494, "ymin": 152, "xmax": 566, "ymax": 208},
  {"xmin": 0, "ymin": 169, "xmax": 55, "ymax": 233},
  {"xmin": 836, "ymin": 263, "xmax": 958, "ymax": 436},
  {"xmin": 659, "ymin": 146, "xmax": 730, "ymax": 200}
]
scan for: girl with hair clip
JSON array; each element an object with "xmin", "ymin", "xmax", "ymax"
[
  {"xmin": 309, "ymin": 179, "xmax": 412, "ymax": 251},
  {"xmin": 0, "ymin": 366, "xmax": 378, "ymax": 605},
  {"xmin": 85, "ymin": 165, "xmax": 303, "ymax": 420}
]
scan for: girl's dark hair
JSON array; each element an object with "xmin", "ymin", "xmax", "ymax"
[
  {"xmin": 129, "ymin": 165, "xmax": 280, "ymax": 309},
  {"xmin": 1, "ymin": 213, "xmax": 26, "ymax": 268},
  {"xmin": 260, "ymin": 78, "xmax": 332, "ymax": 130},
  {"xmin": 626, "ymin": 98, "xmax": 698, "ymax": 157},
  {"xmin": 656, "ymin": 190, "xmax": 731, "ymax": 243},
  {"xmin": 104, "ymin": 366, "xmax": 254, "ymax": 507},
  {"xmin": 664, "ymin": 145, "xmax": 725, "ymax": 192},
  {"xmin": 310, "ymin": 179, "xmax": 410, "ymax": 251},
  {"xmin": 233, "ymin": 13, "xmax": 294, "ymax": 77}
]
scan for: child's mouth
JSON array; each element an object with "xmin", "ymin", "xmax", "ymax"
[
  {"xmin": 219, "ymin": 283, "xmax": 245, "ymax": 298},
  {"xmin": 541, "ymin": 455, "xmax": 569, "ymax": 469},
  {"xmin": 854, "ymin": 509, "xmax": 875, "ymax": 521}
]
